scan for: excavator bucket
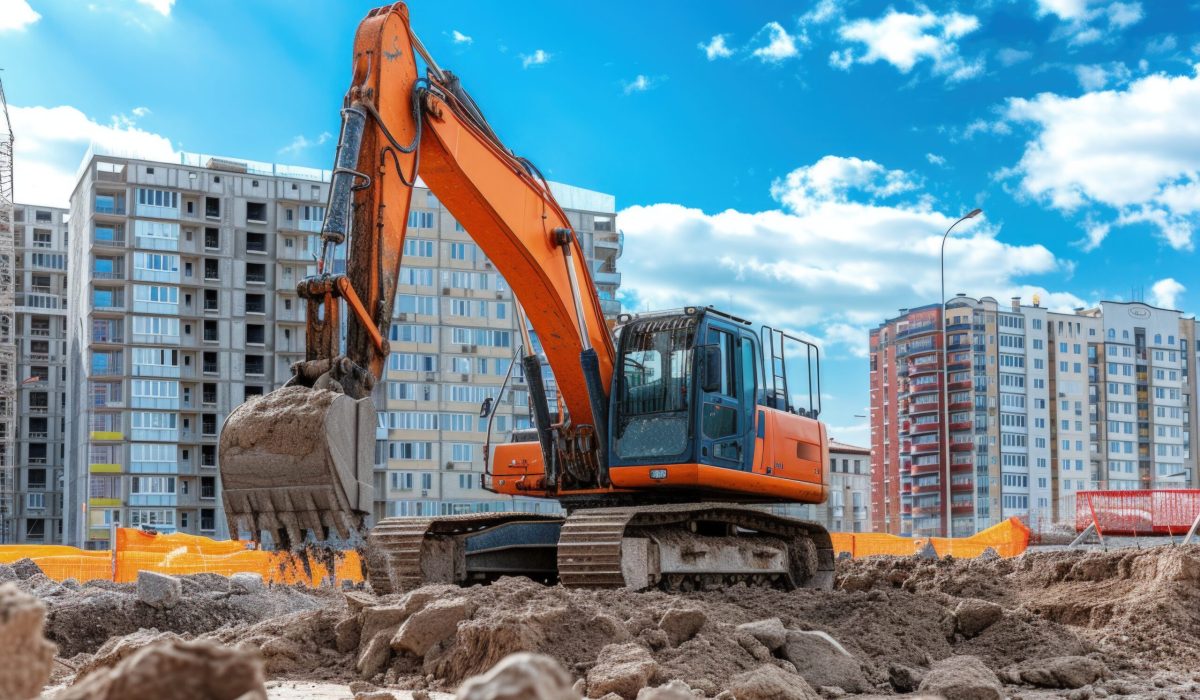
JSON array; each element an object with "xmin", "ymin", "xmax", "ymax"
[{"xmin": 218, "ymin": 385, "xmax": 375, "ymax": 548}]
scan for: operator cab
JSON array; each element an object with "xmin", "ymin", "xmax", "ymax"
[{"xmin": 608, "ymin": 306, "xmax": 820, "ymax": 474}]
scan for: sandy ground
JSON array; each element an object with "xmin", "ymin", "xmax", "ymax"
[{"xmin": 4, "ymin": 543, "xmax": 1199, "ymax": 699}]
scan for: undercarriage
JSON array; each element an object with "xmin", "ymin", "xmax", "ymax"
[{"xmin": 366, "ymin": 503, "xmax": 835, "ymax": 594}]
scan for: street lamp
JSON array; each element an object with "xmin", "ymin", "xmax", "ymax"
[{"xmin": 940, "ymin": 208, "xmax": 982, "ymax": 537}]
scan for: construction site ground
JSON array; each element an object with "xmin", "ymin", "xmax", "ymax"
[{"xmin": 3, "ymin": 542, "xmax": 1198, "ymax": 699}]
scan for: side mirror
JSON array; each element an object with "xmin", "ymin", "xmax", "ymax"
[
  {"xmin": 479, "ymin": 397, "xmax": 494, "ymax": 418},
  {"xmin": 700, "ymin": 345, "xmax": 722, "ymax": 393}
]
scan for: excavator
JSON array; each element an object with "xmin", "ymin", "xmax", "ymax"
[{"xmin": 218, "ymin": 2, "xmax": 835, "ymax": 594}]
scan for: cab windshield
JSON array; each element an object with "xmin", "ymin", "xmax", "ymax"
[{"xmin": 613, "ymin": 316, "xmax": 697, "ymax": 460}]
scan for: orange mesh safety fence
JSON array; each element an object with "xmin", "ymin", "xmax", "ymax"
[
  {"xmin": 1075, "ymin": 489, "xmax": 1200, "ymax": 536},
  {"xmin": 1, "ymin": 529, "xmax": 364, "ymax": 586},
  {"xmin": 831, "ymin": 517, "xmax": 1030, "ymax": 559}
]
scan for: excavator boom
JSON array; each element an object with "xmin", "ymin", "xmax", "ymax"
[{"xmin": 220, "ymin": 2, "xmax": 835, "ymax": 592}]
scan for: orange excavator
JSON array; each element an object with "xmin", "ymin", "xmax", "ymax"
[{"xmin": 218, "ymin": 2, "xmax": 834, "ymax": 593}]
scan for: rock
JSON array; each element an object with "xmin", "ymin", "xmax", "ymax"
[
  {"xmin": 137, "ymin": 571, "xmax": 182, "ymax": 610},
  {"xmin": 736, "ymin": 618, "xmax": 788, "ymax": 651},
  {"xmin": 354, "ymin": 692, "xmax": 398, "ymax": 700},
  {"xmin": 55, "ymin": 639, "xmax": 267, "ymax": 700},
  {"xmin": 1001, "ymin": 656, "xmax": 1110, "ymax": 689},
  {"xmin": 817, "ymin": 687, "xmax": 846, "ymax": 699},
  {"xmin": 887, "ymin": 662, "xmax": 925, "ymax": 692},
  {"xmin": 735, "ymin": 631, "xmax": 773, "ymax": 662},
  {"xmin": 637, "ymin": 680, "xmax": 697, "ymax": 699},
  {"xmin": 335, "ymin": 616, "xmax": 361, "ymax": 653},
  {"xmin": 392, "ymin": 597, "xmax": 475, "ymax": 656},
  {"xmin": 638, "ymin": 628, "xmax": 670, "ymax": 650},
  {"xmin": 413, "ymin": 691, "xmax": 432, "ymax": 700},
  {"xmin": 229, "ymin": 572, "xmax": 265, "ymax": 594},
  {"xmin": 9, "ymin": 559, "xmax": 43, "ymax": 580},
  {"xmin": 590, "ymin": 613, "xmax": 632, "ymax": 644},
  {"xmin": 457, "ymin": 652, "xmax": 579, "ymax": 700},
  {"xmin": 915, "ymin": 541, "xmax": 939, "ymax": 559},
  {"xmin": 587, "ymin": 642, "xmax": 659, "ymax": 699},
  {"xmin": 918, "ymin": 655, "xmax": 1003, "ymax": 700},
  {"xmin": 954, "ymin": 599, "xmax": 1003, "ymax": 638},
  {"xmin": 658, "ymin": 608, "xmax": 706, "ymax": 646},
  {"xmin": 780, "ymin": 630, "xmax": 869, "ymax": 693},
  {"xmin": 979, "ymin": 547, "xmax": 1001, "ymax": 561},
  {"xmin": 726, "ymin": 664, "xmax": 820, "ymax": 700},
  {"xmin": 344, "ymin": 590, "xmax": 377, "ymax": 613},
  {"xmin": 75, "ymin": 629, "xmax": 184, "ymax": 681},
  {"xmin": 0, "ymin": 584, "xmax": 56, "ymax": 700}
]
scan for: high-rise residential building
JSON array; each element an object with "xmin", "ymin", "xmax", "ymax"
[
  {"xmin": 870, "ymin": 296, "xmax": 1199, "ymax": 537},
  {"xmin": 64, "ymin": 148, "xmax": 620, "ymax": 547},
  {"xmin": 7, "ymin": 204, "xmax": 69, "ymax": 543},
  {"xmin": 373, "ymin": 181, "xmax": 621, "ymax": 520}
]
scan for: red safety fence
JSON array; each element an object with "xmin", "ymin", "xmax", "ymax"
[{"xmin": 1075, "ymin": 489, "xmax": 1200, "ymax": 536}]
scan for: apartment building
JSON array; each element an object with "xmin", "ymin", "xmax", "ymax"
[
  {"xmin": 64, "ymin": 149, "xmax": 621, "ymax": 547},
  {"xmin": 769, "ymin": 439, "xmax": 871, "ymax": 533},
  {"xmin": 870, "ymin": 296, "xmax": 1199, "ymax": 537},
  {"xmin": 373, "ymin": 181, "xmax": 621, "ymax": 520},
  {"xmin": 7, "ymin": 204, "xmax": 69, "ymax": 543}
]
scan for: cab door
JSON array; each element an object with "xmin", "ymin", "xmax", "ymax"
[{"xmin": 698, "ymin": 321, "xmax": 754, "ymax": 471}]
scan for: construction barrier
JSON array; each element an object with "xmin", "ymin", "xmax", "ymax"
[
  {"xmin": 830, "ymin": 516, "xmax": 1031, "ymax": 559},
  {"xmin": 1075, "ymin": 489, "xmax": 1200, "ymax": 536},
  {"xmin": 0, "ymin": 528, "xmax": 364, "ymax": 586}
]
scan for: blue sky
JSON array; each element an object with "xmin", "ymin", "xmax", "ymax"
[{"xmin": 4, "ymin": 0, "xmax": 1200, "ymax": 445}]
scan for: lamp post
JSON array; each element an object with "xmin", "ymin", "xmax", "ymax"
[{"xmin": 940, "ymin": 208, "xmax": 982, "ymax": 537}]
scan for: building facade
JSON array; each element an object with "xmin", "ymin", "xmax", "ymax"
[
  {"xmin": 64, "ymin": 150, "xmax": 620, "ymax": 547},
  {"xmin": 372, "ymin": 181, "xmax": 621, "ymax": 520},
  {"xmin": 870, "ymin": 297, "xmax": 1199, "ymax": 537},
  {"xmin": 7, "ymin": 204, "xmax": 69, "ymax": 543}
]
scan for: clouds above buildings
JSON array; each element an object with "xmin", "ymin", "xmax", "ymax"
[{"xmin": 618, "ymin": 155, "xmax": 1079, "ymax": 359}]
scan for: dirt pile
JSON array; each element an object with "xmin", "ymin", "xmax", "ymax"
[
  {"xmin": 34, "ymin": 572, "xmax": 334, "ymax": 657},
  {"xmin": 837, "ymin": 543, "xmax": 1200, "ymax": 672}
]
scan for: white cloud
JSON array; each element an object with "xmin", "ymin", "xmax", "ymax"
[
  {"xmin": 521, "ymin": 49, "xmax": 551, "ymax": 68},
  {"xmin": 1150, "ymin": 278, "xmax": 1185, "ymax": 309},
  {"xmin": 750, "ymin": 22, "xmax": 801, "ymax": 63},
  {"xmin": 134, "ymin": 0, "xmax": 174, "ymax": 17},
  {"xmin": 0, "ymin": 0, "xmax": 40, "ymax": 32},
  {"xmin": 997, "ymin": 48, "xmax": 1033, "ymax": 66},
  {"xmin": 130, "ymin": 106, "xmax": 151, "ymax": 118},
  {"xmin": 834, "ymin": 9, "xmax": 983, "ymax": 82},
  {"xmin": 926, "ymin": 153, "xmax": 946, "ymax": 166},
  {"xmin": 699, "ymin": 34, "xmax": 734, "ymax": 60},
  {"xmin": 617, "ymin": 155, "xmax": 1077, "ymax": 360},
  {"xmin": 1074, "ymin": 62, "xmax": 1130, "ymax": 91},
  {"xmin": 1003, "ymin": 65, "xmax": 1200, "ymax": 250},
  {"xmin": 10, "ymin": 104, "xmax": 177, "ymax": 207},
  {"xmin": 451, "ymin": 30, "xmax": 472, "ymax": 45},
  {"xmin": 622, "ymin": 75, "xmax": 664, "ymax": 95},
  {"xmin": 1078, "ymin": 221, "xmax": 1110, "ymax": 251},
  {"xmin": 278, "ymin": 131, "xmax": 333, "ymax": 157},
  {"xmin": 1034, "ymin": 0, "xmax": 1143, "ymax": 45},
  {"xmin": 802, "ymin": 0, "xmax": 841, "ymax": 25}
]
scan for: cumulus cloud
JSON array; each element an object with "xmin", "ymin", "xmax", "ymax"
[
  {"xmin": 832, "ymin": 9, "xmax": 983, "ymax": 82},
  {"xmin": 1074, "ymin": 62, "xmax": 1131, "ymax": 91},
  {"xmin": 10, "ymin": 104, "xmax": 178, "ymax": 207},
  {"xmin": 451, "ymin": 29, "xmax": 472, "ymax": 44},
  {"xmin": 1034, "ymin": 0, "xmax": 1143, "ymax": 45},
  {"xmin": 699, "ymin": 34, "xmax": 734, "ymax": 60},
  {"xmin": 1003, "ymin": 65, "xmax": 1200, "ymax": 250},
  {"xmin": 521, "ymin": 49, "xmax": 551, "ymax": 68},
  {"xmin": 0, "ymin": 0, "xmax": 40, "ymax": 32},
  {"xmin": 616, "ymin": 155, "xmax": 1077, "ymax": 360},
  {"xmin": 926, "ymin": 153, "xmax": 947, "ymax": 166},
  {"xmin": 134, "ymin": 0, "xmax": 174, "ymax": 17},
  {"xmin": 278, "ymin": 131, "xmax": 333, "ymax": 157},
  {"xmin": 1151, "ymin": 278, "xmax": 1185, "ymax": 309},
  {"xmin": 751, "ymin": 22, "xmax": 802, "ymax": 63}
]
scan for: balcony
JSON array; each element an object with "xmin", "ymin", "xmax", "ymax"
[
  {"xmin": 949, "ymin": 420, "xmax": 972, "ymax": 432},
  {"xmin": 950, "ymin": 441, "xmax": 973, "ymax": 452},
  {"xmin": 947, "ymin": 378, "xmax": 972, "ymax": 391},
  {"xmin": 910, "ymin": 420, "xmax": 939, "ymax": 434},
  {"xmin": 951, "ymin": 503, "xmax": 974, "ymax": 515},
  {"xmin": 912, "ymin": 482, "xmax": 941, "ymax": 495},
  {"xmin": 910, "ymin": 461, "xmax": 941, "ymax": 476},
  {"xmin": 913, "ymin": 442, "xmax": 940, "ymax": 454},
  {"xmin": 593, "ymin": 270, "xmax": 621, "ymax": 287},
  {"xmin": 951, "ymin": 481, "xmax": 974, "ymax": 492},
  {"xmin": 94, "ymin": 203, "xmax": 127, "ymax": 216}
]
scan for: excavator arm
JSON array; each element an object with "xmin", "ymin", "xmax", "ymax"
[{"xmin": 219, "ymin": 2, "xmax": 617, "ymax": 545}]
